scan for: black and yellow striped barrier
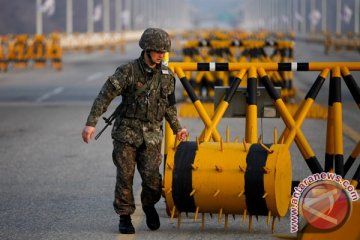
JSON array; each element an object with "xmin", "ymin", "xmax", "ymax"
[
  {"xmin": 181, "ymin": 39, "xmax": 296, "ymax": 99},
  {"xmin": 163, "ymin": 61, "xmax": 360, "ymax": 232},
  {"xmin": 169, "ymin": 62, "xmax": 360, "ymax": 71}
]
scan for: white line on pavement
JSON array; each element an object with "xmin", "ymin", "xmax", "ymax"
[
  {"xmin": 86, "ymin": 72, "xmax": 104, "ymax": 82},
  {"xmin": 36, "ymin": 87, "xmax": 64, "ymax": 103}
]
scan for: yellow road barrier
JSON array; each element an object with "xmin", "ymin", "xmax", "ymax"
[
  {"xmin": 163, "ymin": 61, "xmax": 360, "ymax": 232},
  {"xmin": 1, "ymin": 33, "xmax": 63, "ymax": 71},
  {"xmin": 0, "ymin": 35, "xmax": 10, "ymax": 72},
  {"xmin": 181, "ymin": 39, "xmax": 296, "ymax": 98},
  {"xmin": 29, "ymin": 35, "xmax": 47, "ymax": 69},
  {"xmin": 47, "ymin": 33, "xmax": 62, "ymax": 71},
  {"xmin": 8, "ymin": 34, "xmax": 29, "ymax": 69}
]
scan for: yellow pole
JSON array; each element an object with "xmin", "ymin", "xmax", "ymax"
[
  {"xmin": 341, "ymin": 66, "xmax": 360, "ymax": 109},
  {"xmin": 332, "ymin": 66, "xmax": 344, "ymax": 176},
  {"xmin": 246, "ymin": 67, "xmax": 258, "ymax": 143},
  {"xmin": 163, "ymin": 52, "xmax": 173, "ymax": 155},
  {"xmin": 258, "ymin": 67, "xmax": 323, "ymax": 173},
  {"xmin": 168, "ymin": 62, "xmax": 360, "ymax": 72},
  {"xmin": 283, "ymin": 69, "xmax": 330, "ymax": 146},
  {"xmin": 325, "ymin": 100, "xmax": 335, "ymax": 172},
  {"xmin": 201, "ymin": 69, "xmax": 247, "ymax": 142},
  {"xmin": 175, "ymin": 66, "xmax": 221, "ymax": 142},
  {"xmin": 344, "ymin": 141, "xmax": 360, "ymax": 175}
]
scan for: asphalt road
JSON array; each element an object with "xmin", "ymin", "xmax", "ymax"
[{"xmin": 0, "ymin": 40, "xmax": 359, "ymax": 240}]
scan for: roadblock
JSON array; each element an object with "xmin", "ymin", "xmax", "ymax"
[
  {"xmin": 0, "ymin": 33, "xmax": 63, "ymax": 71},
  {"xmin": 180, "ymin": 38, "xmax": 296, "ymax": 101},
  {"xmin": 0, "ymin": 35, "xmax": 10, "ymax": 72},
  {"xmin": 8, "ymin": 34, "xmax": 30, "ymax": 69},
  {"xmin": 162, "ymin": 61, "xmax": 360, "ymax": 232},
  {"xmin": 47, "ymin": 33, "xmax": 62, "ymax": 71},
  {"xmin": 324, "ymin": 32, "xmax": 360, "ymax": 55},
  {"xmin": 29, "ymin": 35, "xmax": 47, "ymax": 69}
]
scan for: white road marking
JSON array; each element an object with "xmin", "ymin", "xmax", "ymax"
[
  {"xmin": 86, "ymin": 72, "xmax": 104, "ymax": 82},
  {"xmin": 36, "ymin": 87, "xmax": 64, "ymax": 102}
]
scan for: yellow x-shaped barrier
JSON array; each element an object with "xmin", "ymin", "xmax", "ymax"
[{"xmin": 166, "ymin": 62, "xmax": 360, "ymax": 183}]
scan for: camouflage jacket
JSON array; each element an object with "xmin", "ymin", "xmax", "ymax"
[{"xmin": 86, "ymin": 53, "xmax": 182, "ymax": 148}]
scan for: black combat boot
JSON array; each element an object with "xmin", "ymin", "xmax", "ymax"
[
  {"xmin": 119, "ymin": 215, "xmax": 135, "ymax": 234},
  {"xmin": 142, "ymin": 205, "xmax": 160, "ymax": 230}
]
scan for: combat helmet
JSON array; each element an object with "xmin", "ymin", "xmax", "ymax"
[{"xmin": 139, "ymin": 28, "xmax": 171, "ymax": 52}]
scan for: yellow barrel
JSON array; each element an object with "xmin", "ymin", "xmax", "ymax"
[{"xmin": 164, "ymin": 141, "xmax": 292, "ymax": 217}]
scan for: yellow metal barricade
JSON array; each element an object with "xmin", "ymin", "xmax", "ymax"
[
  {"xmin": 0, "ymin": 35, "xmax": 10, "ymax": 72},
  {"xmin": 163, "ymin": 61, "xmax": 360, "ymax": 233},
  {"xmin": 9, "ymin": 34, "xmax": 29, "ymax": 69},
  {"xmin": 180, "ymin": 39, "xmax": 296, "ymax": 100},
  {"xmin": 47, "ymin": 33, "xmax": 62, "ymax": 71},
  {"xmin": 29, "ymin": 35, "xmax": 47, "ymax": 69}
]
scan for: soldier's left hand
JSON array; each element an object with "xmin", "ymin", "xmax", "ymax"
[{"xmin": 176, "ymin": 128, "xmax": 188, "ymax": 141}]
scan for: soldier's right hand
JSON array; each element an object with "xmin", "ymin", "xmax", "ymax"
[{"xmin": 82, "ymin": 126, "xmax": 96, "ymax": 143}]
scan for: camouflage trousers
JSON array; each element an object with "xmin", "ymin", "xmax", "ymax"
[{"xmin": 112, "ymin": 140, "xmax": 162, "ymax": 215}]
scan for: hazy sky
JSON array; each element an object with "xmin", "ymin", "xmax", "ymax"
[{"xmin": 188, "ymin": 0, "xmax": 243, "ymax": 28}]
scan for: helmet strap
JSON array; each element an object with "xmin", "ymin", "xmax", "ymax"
[{"xmin": 145, "ymin": 50, "xmax": 156, "ymax": 67}]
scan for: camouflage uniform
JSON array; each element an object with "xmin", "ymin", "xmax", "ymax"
[{"xmin": 85, "ymin": 50, "xmax": 182, "ymax": 215}]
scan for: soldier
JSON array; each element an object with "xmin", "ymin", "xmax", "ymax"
[{"xmin": 81, "ymin": 28, "xmax": 188, "ymax": 234}]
